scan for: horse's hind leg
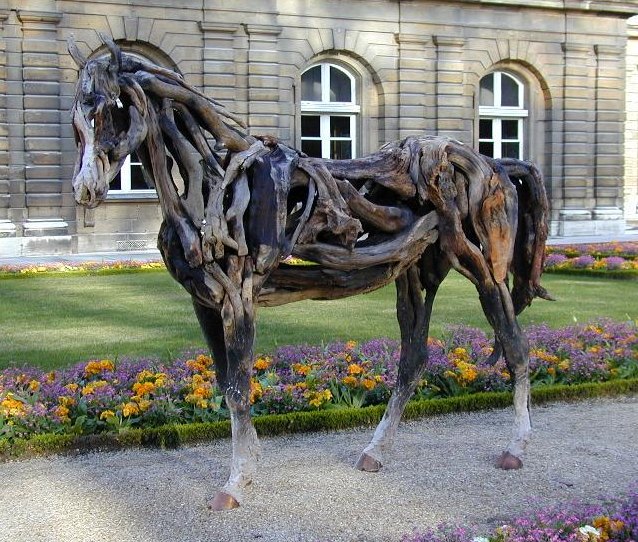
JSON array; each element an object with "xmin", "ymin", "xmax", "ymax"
[
  {"xmin": 477, "ymin": 281, "xmax": 531, "ymax": 469},
  {"xmin": 357, "ymin": 262, "xmax": 443, "ymax": 471}
]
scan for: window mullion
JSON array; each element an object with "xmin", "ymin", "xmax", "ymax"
[
  {"xmin": 321, "ymin": 64, "xmax": 330, "ymax": 103},
  {"xmin": 320, "ymin": 115, "xmax": 330, "ymax": 159},
  {"xmin": 494, "ymin": 72, "xmax": 502, "ymax": 108},
  {"xmin": 121, "ymin": 154, "xmax": 132, "ymax": 191},
  {"xmin": 494, "ymin": 119, "xmax": 502, "ymax": 159}
]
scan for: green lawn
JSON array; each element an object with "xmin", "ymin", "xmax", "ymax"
[{"xmin": 1, "ymin": 270, "xmax": 636, "ymax": 370}]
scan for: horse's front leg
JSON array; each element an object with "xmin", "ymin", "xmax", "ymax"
[
  {"xmin": 192, "ymin": 276, "xmax": 261, "ymax": 510},
  {"xmin": 357, "ymin": 264, "xmax": 440, "ymax": 471}
]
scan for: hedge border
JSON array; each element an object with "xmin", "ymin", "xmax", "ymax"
[{"xmin": 1, "ymin": 378, "xmax": 636, "ymax": 462}]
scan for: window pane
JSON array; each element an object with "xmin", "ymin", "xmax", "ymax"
[
  {"xmin": 501, "ymin": 73, "xmax": 520, "ymax": 107},
  {"xmin": 130, "ymin": 165, "xmax": 147, "ymax": 190},
  {"xmin": 501, "ymin": 119, "xmax": 519, "ymax": 140},
  {"xmin": 301, "ymin": 115, "xmax": 321, "ymax": 137},
  {"xmin": 329, "ymin": 66, "xmax": 351, "ymax": 102},
  {"xmin": 479, "ymin": 119, "xmax": 493, "ymax": 139},
  {"xmin": 111, "ymin": 172, "xmax": 122, "ymax": 190},
  {"xmin": 330, "ymin": 116, "xmax": 350, "ymax": 138},
  {"xmin": 502, "ymin": 142, "xmax": 520, "ymax": 159},
  {"xmin": 330, "ymin": 140, "xmax": 352, "ymax": 160},
  {"xmin": 479, "ymin": 73, "xmax": 494, "ymax": 106},
  {"xmin": 301, "ymin": 140, "xmax": 322, "ymax": 158},
  {"xmin": 479, "ymin": 141, "xmax": 494, "ymax": 157},
  {"xmin": 301, "ymin": 66, "xmax": 322, "ymax": 101}
]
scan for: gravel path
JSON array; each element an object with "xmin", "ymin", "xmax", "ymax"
[{"xmin": 1, "ymin": 397, "xmax": 636, "ymax": 542}]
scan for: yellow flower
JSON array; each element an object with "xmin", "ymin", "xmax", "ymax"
[
  {"xmin": 58, "ymin": 396, "xmax": 76, "ymax": 407},
  {"xmin": 345, "ymin": 340, "xmax": 357, "ymax": 350},
  {"xmin": 361, "ymin": 378, "xmax": 376, "ymax": 391},
  {"xmin": 0, "ymin": 393, "xmax": 26, "ymax": 417},
  {"xmin": 28, "ymin": 380, "xmax": 40, "ymax": 392},
  {"xmin": 136, "ymin": 369, "xmax": 154, "ymax": 382},
  {"xmin": 454, "ymin": 361, "xmax": 478, "ymax": 385},
  {"xmin": 122, "ymin": 402, "xmax": 140, "ymax": 417},
  {"xmin": 65, "ymin": 383, "xmax": 79, "ymax": 393},
  {"xmin": 46, "ymin": 372, "xmax": 56, "ymax": 384},
  {"xmin": 132, "ymin": 381, "xmax": 156, "ymax": 396},
  {"xmin": 84, "ymin": 359, "xmax": 114, "ymax": 377},
  {"xmin": 81, "ymin": 380, "xmax": 108, "ymax": 396},
  {"xmin": 137, "ymin": 399, "xmax": 153, "ymax": 412},
  {"xmin": 558, "ymin": 360, "xmax": 570, "ymax": 371},
  {"xmin": 305, "ymin": 389, "xmax": 332, "ymax": 408},
  {"xmin": 292, "ymin": 363, "xmax": 311, "ymax": 376},
  {"xmin": 250, "ymin": 380, "xmax": 263, "ymax": 404},
  {"xmin": 55, "ymin": 405, "xmax": 70, "ymax": 419},
  {"xmin": 254, "ymin": 356, "xmax": 271, "ymax": 371},
  {"xmin": 347, "ymin": 363, "xmax": 363, "ymax": 375},
  {"xmin": 342, "ymin": 375, "xmax": 358, "ymax": 387},
  {"xmin": 100, "ymin": 410, "xmax": 116, "ymax": 421},
  {"xmin": 154, "ymin": 373, "xmax": 168, "ymax": 387}
]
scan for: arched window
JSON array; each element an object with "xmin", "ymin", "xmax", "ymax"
[
  {"xmin": 300, "ymin": 63, "xmax": 360, "ymax": 159},
  {"xmin": 478, "ymin": 71, "xmax": 528, "ymax": 159}
]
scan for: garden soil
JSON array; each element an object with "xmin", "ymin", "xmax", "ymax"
[{"xmin": 0, "ymin": 396, "xmax": 636, "ymax": 542}]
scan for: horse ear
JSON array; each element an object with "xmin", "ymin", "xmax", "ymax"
[
  {"xmin": 67, "ymin": 35, "xmax": 87, "ymax": 69},
  {"xmin": 99, "ymin": 32, "xmax": 121, "ymax": 73}
]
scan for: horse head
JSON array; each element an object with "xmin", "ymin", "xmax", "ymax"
[{"xmin": 69, "ymin": 35, "xmax": 148, "ymax": 208}]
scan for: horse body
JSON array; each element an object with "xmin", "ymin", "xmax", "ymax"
[{"xmin": 69, "ymin": 36, "xmax": 551, "ymax": 510}]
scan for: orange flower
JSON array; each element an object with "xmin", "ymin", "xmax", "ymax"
[
  {"xmin": 361, "ymin": 378, "xmax": 376, "ymax": 391},
  {"xmin": 292, "ymin": 363, "xmax": 311, "ymax": 376},
  {"xmin": 254, "ymin": 356, "xmax": 271, "ymax": 371},
  {"xmin": 347, "ymin": 363, "xmax": 363, "ymax": 375},
  {"xmin": 342, "ymin": 375, "xmax": 358, "ymax": 387},
  {"xmin": 28, "ymin": 380, "xmax": 40, "ymax": 392}
]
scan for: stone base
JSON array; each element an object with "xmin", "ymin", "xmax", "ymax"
[
  {"xmin": 0, "ymin": 234, "xmax": 73, "ymax": 257},
  {"xmin": 0, "ymin": 220, "xmax": 17, "ymax": 238},
  {"xmin": 551, "ymin": 208, "xmax": 626, "ymax": 238},
  {"xmin": 76, "ymin": 232, "xmax": 157, "ymax": 254}
]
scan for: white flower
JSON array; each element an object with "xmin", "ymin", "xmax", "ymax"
[
  {"xmin": 579, "ymin": 525, "xmax": 601, "ymax": 539},
  {"xmin": 472, "ymin": 537, "xmax": 491, "ymax": 542}
]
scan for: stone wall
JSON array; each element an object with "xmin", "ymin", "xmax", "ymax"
[{"xmin": 1, "ymin": 0, "xmax": 637, "ymax": 256}]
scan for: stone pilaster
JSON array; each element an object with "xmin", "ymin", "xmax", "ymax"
[
  {"xmin": 557, "ymin": 43, "xmax": 596, "ymax": 234},
  {"xmin": 244, "ymin": 23, "xmax": 282, "ymax": 137},
  {"xmin": 200, "ymin": 22, "xmax": 240, "ymax": 111},
  {"xmin": 591, "ymin": 44, "xmax": 625, "ymax": 234},
  {"xmin": 0, "ymin": 10, "xmax": 15, "ymax": 239},
  {"xmin": 395, "ymin": 33, "xmax": 432, "ymax": 138},
  {"xmin": 17, "ymin": 9, "xmax": 69, "ymax": 244},
  {"xmin": 433, "ymin": 36, "xmax": 471, "ymax": 142}
]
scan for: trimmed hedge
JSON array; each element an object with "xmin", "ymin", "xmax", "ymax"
[
  {"xmin": 1, "ymin": 377, "xmax": 636, "ymax": 462},
  {"xmin": 0, "ymin": 266, "xmax": 165, "ymax": 281}
]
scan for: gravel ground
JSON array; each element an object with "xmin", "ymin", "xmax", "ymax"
[{"xmin": 1, "ymin": 397, "xmax": 636, "ymax": 542}]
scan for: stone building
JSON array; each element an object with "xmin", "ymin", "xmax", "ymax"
[{"xmin": 1, "ymin": 0, "xmax": 637, "ymax": 257}]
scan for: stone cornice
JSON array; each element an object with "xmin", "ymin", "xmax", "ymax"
[
  {"xmin": 437, "ymin": 0, "xmax": 638, "ymax": 17},
  {"xmin": 199, "ymin": 22, "xmax": 240, "ymax": 34},
  {"xmin": 243, "ymin": 24, "xmax": 282, "ymax": 36},
  {"xmin": 594, "ymin": 44, "xmax": 622, "ymax": 58},
  {"xmin": 17, "ymin": 10, "xmax": 63, "ymax": 25},
  {"xmin": 433, "ymin": 36, "xmax": 465, "ymax": 48},
  {"xmin": 395, "ymin": 33, "xmax": 429, "ymax": 45},
  {"xmin": 561, "ymin": 42, "xmax": 593, "ymax": 55}
]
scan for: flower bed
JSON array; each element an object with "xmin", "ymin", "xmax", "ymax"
[
  {"xmin": 1, "ymin": 320, "xmax": 636, "ymax": 444},
  {"xmin": 0, "ymin": 260, "xmax": 164, "ymax": 279},
  {"xmin": 544, "ymin": 242, "xmax": 638, "ymax": 278},
  {"xmin": 402, "ymin": 484, "xmax": 638, "ymax": 542}
]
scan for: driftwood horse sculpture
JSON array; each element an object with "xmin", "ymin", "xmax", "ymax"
[{"xmin": 69, "ymin": 37, "xmax": 552, "ymax": 510}]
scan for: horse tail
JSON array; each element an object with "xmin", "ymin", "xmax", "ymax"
[{"xmin": 496, "ymin": 158, "xmax": 555, "ymax": 314}]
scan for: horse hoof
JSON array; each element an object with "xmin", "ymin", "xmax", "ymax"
[
  {"xmin": 496, "ymin": 451, "xmax": 523, "ymax": 470},
  {"xmin": 208, "ymin": 491, "xmax": 240, "ymax": 511},
  {"xmin": 356, "ymin": 452, "xmax": 382, "ymax": 472}
]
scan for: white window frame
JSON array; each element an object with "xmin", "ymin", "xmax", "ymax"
[
  {"xmin": 478, "ymin": 72, "xmax": 528, "ymax": 160},
  {"xmin": 300, "ymin": 63, "xmax": 360, "ymax": 159},
  {"xmin": 108, "ymin": 153, "xmax": 156, "ymax": 198}
]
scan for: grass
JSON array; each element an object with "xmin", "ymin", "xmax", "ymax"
[{"xmin": 1, "ymin": 270, "xmax": 636, "ymax": 370}]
